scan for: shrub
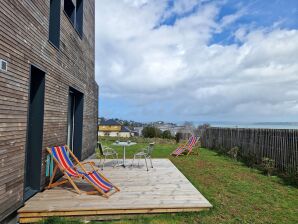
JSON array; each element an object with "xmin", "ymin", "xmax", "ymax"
[
  {"xmin": 175, "ymin": 132, "xmax": 182, "ymax": 143},
  {"xmin": 227, "ymin": 146, "xmax": 239, "ymax": 160},
  {"xmin": 162, "ymin": 130, "xmax": 173, "ymax": 139},
  {"xmin": 284, "ymin": 168, "xmax": 298, "ymax": 186},
  {"xmin": 217, "ymin": 146, "xmax": 228, "ymax": 155},
  {"xmin": 142, "ymin": 126, "xmax": 162, "ymax": 138},
  {"xmin": 261, "ymin": 157, "xmax": 275, "ymax": 176},
  {"xmin": 241, "ymin": 152, "xmax": 259, "ymax": 168}
]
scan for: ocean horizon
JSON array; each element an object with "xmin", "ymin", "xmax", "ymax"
[{"xmin": 206, "ymin": 122, "xmax": 298, "ymax": 130}]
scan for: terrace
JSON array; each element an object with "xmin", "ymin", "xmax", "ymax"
[{"xmin": 18, "ymin": 157, "xmax": 212, "ymax": 223}]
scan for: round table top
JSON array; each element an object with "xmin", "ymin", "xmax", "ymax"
[{"xmin": 112, "ymin": 141, "xmax": 137, "ymax": 146}]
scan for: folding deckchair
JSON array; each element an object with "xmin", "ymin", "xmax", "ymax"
[
  {"xmin": 46, "ymin": 145, "xmax": 119, "ymax": 198},
  {"xmin": 171, "ymin": 136, "xmax": 199, "ymax": 157}
]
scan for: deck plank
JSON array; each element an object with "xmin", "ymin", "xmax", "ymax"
[{"xmin": 18, "ymin": 159, "xmax": 212, "ymax": 222}]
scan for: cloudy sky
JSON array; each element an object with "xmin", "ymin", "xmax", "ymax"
[{"xmin": 95, "ymin": 0, "xmax": 298, "ymax": 123}]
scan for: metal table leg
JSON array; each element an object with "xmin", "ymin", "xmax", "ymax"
[
  {"xmin": 123, "ymin": 146, "xmax": 126, "ymax": 167},
  {"xmin": 115, "ymin": 145, "xmax": 126, "ymax": 168}
]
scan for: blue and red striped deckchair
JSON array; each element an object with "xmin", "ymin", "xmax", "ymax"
[
  {"xmin": 80, "ymin": 171, "xmax": 113, "ymax": 193},
  {"xmin": 46, "ymin": 145, "xmax": 119, "ymax": 198},
  {"xmin": 171, "ymin": 136, "xmax": 199, "ymax": 157}
]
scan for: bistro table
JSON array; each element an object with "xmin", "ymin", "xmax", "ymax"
[{"xmin": 112, "ymin": 141, "xmax": 136, "ymax": 168}]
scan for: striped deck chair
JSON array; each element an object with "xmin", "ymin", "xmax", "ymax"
[
  {"xmin": 171, "ymin": 136, "xmax": 199, "ymax": 157},
  {"xmin": 46, "ymin": 145, "xmax": 119, "ymax": 198}
]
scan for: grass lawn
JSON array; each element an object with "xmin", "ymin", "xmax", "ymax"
[{"xmin": 40, "ymin": 139, "xmax": 298, "ymax": 224}]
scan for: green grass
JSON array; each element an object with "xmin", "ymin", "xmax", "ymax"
[
  {"xmin": 41, "ymin": 139, "xmax": 298, "ymax": 224},
  {"xmin": 38, "ymin": 217, "xmax": 82, "ymax": 224},
  {"xmin": 99, "ymin": 138, "xmax": 175, "ymax": 158}
]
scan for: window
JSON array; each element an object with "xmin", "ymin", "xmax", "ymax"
[
  {"xmin": 49, "ymin": 0, "xmax": 61, "ymax": 49},
  {"xmin": 67, "ymin": 87, "xmax": 84, "ymax": 159},
  {"xmin": 75, "ymin": 0, "xmax": 84, "ymax": 37},
  {"xmin": 64, "ymin": 0, "xmax": 84, "ymax": 38},
  {"xmin": 64, "ymin": 0, "xmax": 75, "ymax": 24}
]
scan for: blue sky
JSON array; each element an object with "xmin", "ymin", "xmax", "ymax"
[{"xmin": 95, "ymin": 0, "xmax": 298, "ymax": 123}]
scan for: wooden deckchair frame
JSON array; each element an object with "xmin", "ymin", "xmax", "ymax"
[
  {"xmin": 46, "ymin": 145, "xmax": 120, "ymax": 198},
  {"xmin": 186, "ymin": 137, "xmax": 200, "ymax": 156},
  {"xmin": 171, "ymin": 137, "xmax": 200, "ymax": 157}
]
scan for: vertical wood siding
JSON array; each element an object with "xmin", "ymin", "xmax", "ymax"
[
  {"xmin": 0, "ymin": 0, "xmax": 97, "ymax": 221},
  {"xmin": 201, "ymin": 128, "xmax": 298, "ymax": 173}
]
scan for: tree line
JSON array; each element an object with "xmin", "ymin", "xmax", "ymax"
[
  {"xmin": 142, "ymin": 123, "xmax": 211, "ymax": 141},
  {"xmin": 142, "ymin": 126, "xmax": 173, "ymax": 139}
]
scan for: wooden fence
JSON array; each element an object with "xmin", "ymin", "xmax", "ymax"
[{"xmin": 201, "ymin": 128, "xmax": 298, "ymax": 173}]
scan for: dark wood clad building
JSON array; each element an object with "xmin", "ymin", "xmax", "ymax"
[{"xmin": 0, "ymin": 0, "xmax": 97, "ymax": 221}]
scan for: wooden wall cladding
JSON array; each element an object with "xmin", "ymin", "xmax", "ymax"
[{"xmin": 0, "ymin": 0, "xmax": 97, "ymax": 221}]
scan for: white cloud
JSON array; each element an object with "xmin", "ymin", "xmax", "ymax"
[
  {"xmin": 95, "ymin": 0, "xmax": 298, "ymax": 122},
  {"xmin": 161, "ymin": 0, "xmax": 199, "ymax": 21}
]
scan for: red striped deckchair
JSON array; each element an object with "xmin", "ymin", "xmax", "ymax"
[
  {"xmin": 171, "ymin": 136, "xmax": 199, "ymax": 157},
  {"xmin": 46, "ymin": 145, "xmax": 119, "ymax": 198},
  {"xmin": 80, "ymin": 171, "xmax": 113, "ymax": 193}
]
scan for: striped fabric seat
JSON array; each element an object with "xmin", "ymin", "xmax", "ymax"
[
  {"xmin": 80, "ymin": 171, "xmax": 113, "ymax": 193},
  {"xmin": 171, "ymin": 136, "xmax": 198, "ymax": 156},
  {"xmin": 171, "ymin": 146, "xmax": 184, "ymax": 156},
  {"xmin": 185, "ymin": 136, "xmax": 198, "ymax": 151},
  {"xmin": 51, "ymin": 146, "xmax": 79, "ymax": 177},
  {"xmin": 47, "ymin": 145, "xmax": 119, "ymax": 197}
]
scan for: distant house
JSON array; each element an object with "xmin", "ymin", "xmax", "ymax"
[
  {"xmin": 120, "ymin": 126, "xmax": 133, "ymax": 138},
  {"xmin": 0, "ymin": 0, "xmax": 97, "ymax": 222},
  {"xmin": 133, "ymin": 127, "xmax": 144, "ymax": 136},
  {"xmin": 98, "ymin": 119, "xmax": 133, "ymax": 138}
]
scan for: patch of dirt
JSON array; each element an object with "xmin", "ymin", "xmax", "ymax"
[
  {"xmin": 196, "ymin": 160, "xmax": 215, "ymax": 169},
  {"xmin": 233, "ymin": 171, "xmax": 261, "ymax": 183}
]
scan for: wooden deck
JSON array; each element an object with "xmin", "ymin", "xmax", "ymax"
[{"xmin": 18, "ymin": 159, "xmax": 212, "ymax": 223}]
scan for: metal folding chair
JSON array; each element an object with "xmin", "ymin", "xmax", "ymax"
[
  {"xmin": 131, "ymin": 142, "xmax": 154, "ymax": 171},
  {"xmin": 97, "ymin": 142, "xmax": 119, "ymax": 170}
]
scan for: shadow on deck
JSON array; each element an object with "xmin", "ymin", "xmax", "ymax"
[{"xmin": 18, "ymin": 159, "xmax": 212, "ymax": 223}]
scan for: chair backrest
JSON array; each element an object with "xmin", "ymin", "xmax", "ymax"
[
  {"xmin": 97, "ymin": 142, "xmax": 104, "ymax": 156},
  {"xmin": 186, "ymin": 136, "xmax": 199, "ymax": 150},
  {"xmin": 146, "ymin": 142, "xmax": 155, "ymax": 155},
  {"xmin": 49, "ymin": 146, "xmax": 79, "ymax": 177}
]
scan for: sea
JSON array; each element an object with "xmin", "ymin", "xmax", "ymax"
[{"xmin": 195, "ymin": 122, "xmax": 298, "ymax": 130}]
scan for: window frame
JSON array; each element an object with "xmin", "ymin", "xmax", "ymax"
[
  {"xmin": 63, "ymin": 0, "xmax": 75, "ymax": 25},
  {"xmin": 63, "ymin": 0, "xmax": 84, "ymax": 39},
  {"xmin": 48, "ymin": 0, "xmax": 61, "ymax": 49},
  {"xmin": 75, "ymin": 0, "xmax": 84, "ymax": 38}
]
